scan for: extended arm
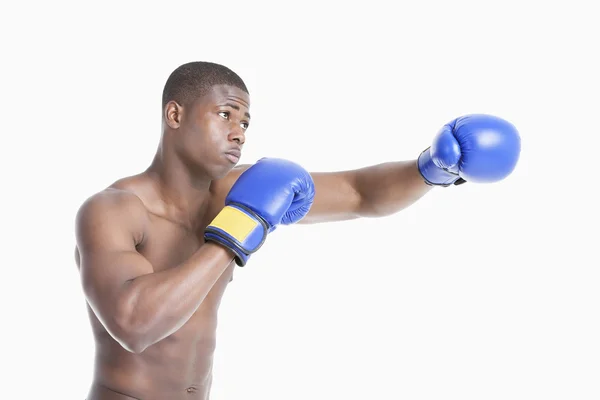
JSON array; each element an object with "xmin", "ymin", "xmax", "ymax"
[
  {"xmin": 215, "ymin": 114, "xmax": 520, "ymax": 225},
  {"xmin": 300, "ymin": 160, "xmax": 431, "ymax": 224},
  {"xmin": 214, "ymin": 160, "xmax": 430, "ymax": 225}
]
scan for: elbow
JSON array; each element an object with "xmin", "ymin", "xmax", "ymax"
[
  {"xmin": 119, "ymin": 337, "xmax": 148, "ymax": 354},
  {"xmin": 111, "ymin": 308, "xmax": 150, "ymax": 354},
  {"xmin": 355, "ymin": 200, "xmax": 386, "ymax": 219},
  {"xmin": 111, "ymin": 319, "xmax": 150, "ymax": 354}
]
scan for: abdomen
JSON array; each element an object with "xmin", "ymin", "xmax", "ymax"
[{"xmin": 88, "ymin": 300, "xmax": 221, "ymax": 399}]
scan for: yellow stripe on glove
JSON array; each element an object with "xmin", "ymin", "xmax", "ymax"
[{"xmin": 207, "ymin": 205, "xmax": 259, "ymax": 243}]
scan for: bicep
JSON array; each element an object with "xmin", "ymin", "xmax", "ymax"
[
  {"xmin": 75, "ymin": 193, "xmax": 153, "ymax": 327},
  {"xmin": 300, "ymin": 170, "xmax": 362, "ymax": 224},
  {"xmin": 79, "ymin": 248, "xmax": 153, "ymax": 320},
  {"xmin": 213, "ymin": 164, "xmax": 363, "ymax": 224}
]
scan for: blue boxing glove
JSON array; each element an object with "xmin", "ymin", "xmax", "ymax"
[
  {"xmin": 204, "ymin": 158, "xmax": 315, "ymax": 266},
  {"xmin": 418, "ymin": 114, "xmax": 521, "ymax": 186}
]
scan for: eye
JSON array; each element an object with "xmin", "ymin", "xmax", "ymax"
[
  {"xmin": 241, "ymin": 121, "xmax": 249, "ymax": 130},
  {"xmin": 218, "ymin": 111, "xmax": 229, "ymax": 120}
]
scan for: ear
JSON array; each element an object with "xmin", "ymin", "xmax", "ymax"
[{"xmin": 164, "ymin": 100, "xmax": 183, "ymax": 129}]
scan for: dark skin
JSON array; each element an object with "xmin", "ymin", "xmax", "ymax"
[{"xmin": 75, "ymin": 84, "xmax": 431, "ymax": 400}]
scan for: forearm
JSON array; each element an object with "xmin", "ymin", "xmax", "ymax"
[
  {"xmin": 116, "ymin": 243, "xmax": 234, "ymax": 352},
  {"xmin": 354, "ymin": 160, "xmax": 432, "ymax": 217}
]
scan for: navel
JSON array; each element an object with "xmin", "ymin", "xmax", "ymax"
[{"xmin": 186, "ymin": 385, "xmax": 198, "ymax": 393}]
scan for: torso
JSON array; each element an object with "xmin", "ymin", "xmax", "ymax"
[{"xmin": 78, "ymin": 172, "xmax": 240, "ymax": 400}]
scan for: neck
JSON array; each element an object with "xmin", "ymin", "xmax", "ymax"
[{"xmin": 144, "ymin": 144, "xmax": 212, "ymax": 228}]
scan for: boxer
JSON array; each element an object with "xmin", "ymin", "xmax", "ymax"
[{"xmin": 75, "ymin": 61, "xmax": 520, "ymax": 399}]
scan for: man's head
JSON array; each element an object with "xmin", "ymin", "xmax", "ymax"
[
  {"xmin": 161, "ymin": 62, "xmax": 251, "ymax": 179},
  {"xmin": 162, "ymin": 61, "xmax": 248, "ymax": 111}
]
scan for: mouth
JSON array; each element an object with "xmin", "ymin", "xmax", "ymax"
[{"xmin": 224, "ymin": 149, "xmax": 241, "ymax": 164}]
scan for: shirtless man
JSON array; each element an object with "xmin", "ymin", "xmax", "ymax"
[{"xmin": 75, "ymin": 61, "xmax": 521, "ymax": 399}]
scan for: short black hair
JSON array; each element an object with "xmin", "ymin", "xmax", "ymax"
[{"xmin": 161, "ymin": 61, "xmax": 248, "ymax": 109}]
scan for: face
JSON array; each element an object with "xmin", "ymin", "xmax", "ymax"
[{"xmin": 166, "ymin": 84, "xmax": 251, "ymax": 179}]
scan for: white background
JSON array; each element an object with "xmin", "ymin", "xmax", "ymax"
[{"xmin": 1, "ymin": 1, "xmax": 598, "ymax": 399}]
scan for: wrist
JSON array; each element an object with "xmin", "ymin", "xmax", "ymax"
[
  {"xmin": 203, "ymin": 241, "xmax": 237, "ymax": 261},
  {"xmin": 204, "ymin": 204, "xmax": 269, "ymax": 266},
  {"xmin": 417, "ymin": 147, "xmax": 461, "ymax": 187}
]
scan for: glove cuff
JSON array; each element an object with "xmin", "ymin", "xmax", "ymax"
[
  {"xmin": 204, "ymin": 204, "xmax": 269, "ymax": 266},
  {"xmin": 417, "ymin": 147, "xmax": 463, "ymax": 187}
]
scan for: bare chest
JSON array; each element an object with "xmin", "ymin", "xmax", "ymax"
[
  {"xmin": 137, "ymin": 213, "xmax": 235, "ymax": 316},
  {"xmin": 139, "ymin": 216, "xmax": 205, "ymax": 271}
]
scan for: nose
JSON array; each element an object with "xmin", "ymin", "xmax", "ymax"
[{"xmin": 228, "ymin": 126, "xmax": 245, "ymax": 146}]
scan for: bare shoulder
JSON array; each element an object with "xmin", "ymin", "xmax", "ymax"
[
  {"xmin": 76, "ymin": 187, "xmax": 148, "ymax": 224},
  {"xmin": 75, "ymin": 188, "xmax": 149, "ymax": 249}
]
